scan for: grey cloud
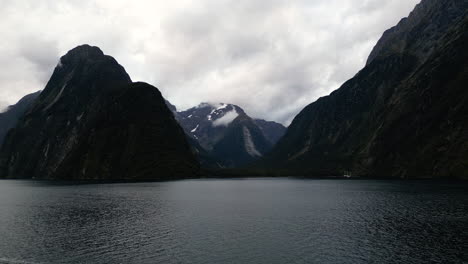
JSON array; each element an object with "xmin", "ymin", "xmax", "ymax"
[
  {"xmin": 0, "ymin": 100, "xmax": 9, "ymax": 113},
  {"xmin": 0, "ymin": 0, "xmax": 420, "ymax": 125},
  {"xmin": 18, "ymin": 36, "xmax": 60, "ymax": 83}
]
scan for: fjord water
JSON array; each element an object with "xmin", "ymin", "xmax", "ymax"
[{"xmin": 0, "ymin": 179, "xmax": 466, "ymax": 264}]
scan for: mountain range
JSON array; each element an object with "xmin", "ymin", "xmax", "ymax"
[
  {"xmin": 0, "ymin": 0, "xmax": 466, "ymax": 179},
  {"xmin": 167, "ymin": 102, "xmax": 286, "ymax": 168}
]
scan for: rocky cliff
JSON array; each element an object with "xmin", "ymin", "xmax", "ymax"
[
  {"xmin": 0, "ymin": 45, "xmax": 199, "ymax": 180},
  {"xmin": 264, "ymin": 0, "xmax": 468, "ymax": 178}
]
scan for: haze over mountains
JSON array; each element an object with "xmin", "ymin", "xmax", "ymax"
[
  {"xmin": 0, "ymin": 91, "xmax": 40, "ymax": 145},
  {"xmin": 0, "ymin": 0, "xmax": 466, "ymax": 179}
]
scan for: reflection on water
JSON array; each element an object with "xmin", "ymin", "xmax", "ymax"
[{"xmin": 0, "ymin": 179, "xmax": 467, "ymax": 264}]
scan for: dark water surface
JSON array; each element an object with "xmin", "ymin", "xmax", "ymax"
[{"xmin": 0, "ymin": 179, "xmax": 466, "ymax": 264}]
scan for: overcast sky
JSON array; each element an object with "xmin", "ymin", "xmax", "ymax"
[{"xmin": 0, "ymin": 0, "xmax": 420, "ymax": 124}]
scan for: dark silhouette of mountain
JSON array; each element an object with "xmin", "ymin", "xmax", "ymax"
[
  {"xmin": 169, "ymin": 102, "xmax": 285, "ymax": 168},
  {"xmin": 0, "ymin": 91, "xmax": 40, "ymax": 146},
  {"xmin": 263, "ymin": 0, "xmax": 468, "ymax": 178},
  {"xmin": 0, "ymin": 45, "xmax": 199, "ymax": 180}
]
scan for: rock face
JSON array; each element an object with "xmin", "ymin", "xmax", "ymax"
[
  {"xmin": 170, "ymin": 102, "xmax": 286, "ymax": 168},
  {"xmin": 264, "ymin": 0, "xmax": 468, "ymax": 178},
  {"xmin": 0, "ymin": 45, "xmax": 199, "ymax": 180},
  {"xmin": 0, "ymin": 91, "xmax": 40, "ymax": 146},
  {"xmin": 254, "ymin": 119, "xmax": 287, "ymax": 145},
  {"xmin": 210, "ymin": 113, "xmax": 273, "ymax": 168}
]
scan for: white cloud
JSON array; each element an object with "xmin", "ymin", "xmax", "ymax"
[
  {"xmin": 0, "ymin": 0, "xmax": 420, "ymax": 125},
  {"xmin": 212, "ymin": 109, "xmax": 239, "ymax": 127}
]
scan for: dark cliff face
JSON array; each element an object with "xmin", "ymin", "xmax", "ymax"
[
  {"xmin": 264, "ymin": 0, "xmax": 468, "ymax": 178},
  {"xmin": 0, "ymin": 91, "xmax": 40, "ymax": 146},
  {"xmin": 367, "ymin": 0, "xmax": 468, "ymax": 65},
  {"xmin": 0, "ymin": 45, "xmax": 199, "ymax": 180}
]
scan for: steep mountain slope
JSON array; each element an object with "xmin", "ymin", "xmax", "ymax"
[
  {"xmin": 0, "ymin": 91, "xmax": 40, "ymax": 146},
  {"xmin": 211, "ymin": 114, "xmax": 273, "ymax": 167},
  {"xmin": 0, "ymin": 45, "xmax": 199, "ymax": 180},
  {"xmin": 172, "ymin": 102, "xmax": 285, "ymax": 167},
  {"xmin": 254, "ymin": 119, "xmax": 287, "ymax": 145},
  {"xmin": 264, "ymin": 0, "xmax": 468, "ymax": 178}
]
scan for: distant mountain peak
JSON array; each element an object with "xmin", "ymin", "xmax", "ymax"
[
  {"xmin": 168, "ymin": 100, "xmax": 286, "ymax": 168},
  {"xmin": 182, "ymin": 102, "xmax": 245, "ymax": 126}
]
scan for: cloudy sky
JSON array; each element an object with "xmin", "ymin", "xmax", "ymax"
[{"xmin": 0, "ymin": 0, "xmax": 420, "ymax": 124}]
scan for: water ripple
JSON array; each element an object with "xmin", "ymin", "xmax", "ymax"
[{"xmin": 0, "ymin": 179, "xmax": 466, "ymax": 263}]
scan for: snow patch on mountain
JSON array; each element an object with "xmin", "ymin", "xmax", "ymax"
[
  {"xmin": 243, "ymin": 126, "xmax": 262, "ymax": 157},
  {"xmin": 191, "ymin": 124, "xmax": 199, "ymax": 133},
  {"xmin": 212, "ymin": 109, "xmax": 238, "ymax": 127},
  {"xmin": 44, "ymin": 81, "xmax": 68, "ymax": 111},
  {"xmin": 208, "ymin": 103, "xmax": 228, "ymax": 118},
  {"xmin": 76, "ymin": 112, "xmax": 84, "ymax": 121},
  {"xmin": 216, "ymin": 103, "xmax": 228, "ymax": 111}
]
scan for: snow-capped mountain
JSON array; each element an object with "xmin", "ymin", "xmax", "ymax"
[
  {"xmin": 167, "ymin": 102, "xmax": 286, "ymax": 168},
  {"xmin": 179, "ymin": 103, "xmax": 244, "ymax": 150}
]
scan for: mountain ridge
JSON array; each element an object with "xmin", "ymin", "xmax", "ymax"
[{"xmin": 261, "ymin": 0, "xmax": 468, "ymax": 178}]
